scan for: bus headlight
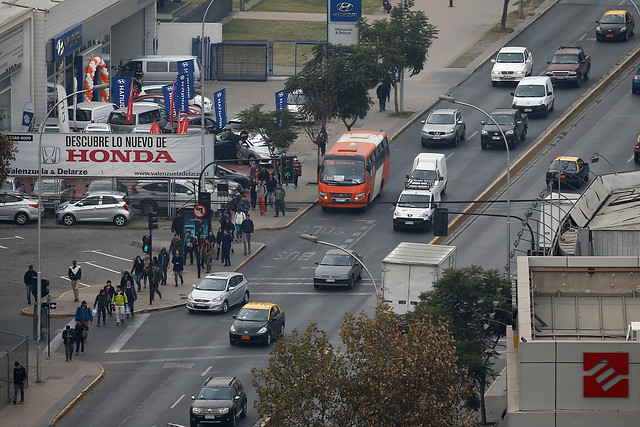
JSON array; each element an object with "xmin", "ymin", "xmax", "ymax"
[
  {"xmin": 354, "ymin": 193, "xmax": 365, "ymax": 201},
  {"xmin": 319, "ymin": 191, "xmax": 328, "ymax": 200}
]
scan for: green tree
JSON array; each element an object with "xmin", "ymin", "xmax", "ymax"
[
  {"xmin": 357, "ymin": 0, "xmax": 438, "ymax": 113},
  {"xmin": 235, "ymin": 104, "xmax": 298, "ymax": 157},
  {"xmin": 0, "ymin": 110, "xmax": 17, "ymax": 184},
  {"xmin": 252, "ymin": 303, "xmax": 476, "ymax": 426},
  {"xmin": 408, "ymin": 265, "xmax": 512, "ymax": 426}
]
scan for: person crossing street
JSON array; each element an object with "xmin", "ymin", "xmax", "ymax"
[
  {"xmin": 148, "ymin": 263, "xmax": 163, "ymax": 304},
  {"xmin": 111, "ymin": 285, "xmax": 128, "ymax": 326}
]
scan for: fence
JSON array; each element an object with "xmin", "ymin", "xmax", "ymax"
[{"xmin": 0, "ymin": 332, "xmax": 29, "ymax": 407}]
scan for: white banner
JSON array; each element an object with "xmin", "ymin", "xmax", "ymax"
[{"xmin": 7, "ymin": 133, "xmax": 215, "ymax": 178}]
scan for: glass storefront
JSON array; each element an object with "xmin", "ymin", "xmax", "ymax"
[{"xmin": 0, "ymin": 77, "xmax": 11, "ymax": 131}]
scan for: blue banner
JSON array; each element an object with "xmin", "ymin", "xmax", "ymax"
[
  {"xmin": 329, "ymin": 0, "xmax": 361, "ymax": 22},
  {"xmin": 177, "ymin": 59, "xmax": 195, "ymax": 100},
  {"xmin": 213, "ymin": 88, "xmax": 227, "ymax": 132},
  {"xmin": 112, "ymin": 77, "xmax": 133, "ymax": 109},
  {"xmin": 176, "ymin": 74, "xmax": 190, "ymax": 112},
  {"xmin": 162, "ymin": 84, "xmax": 174, "ymax": 121},
  {"xmin": 275, "ymin": 90, "xmax": 287, "ymax": 110}
]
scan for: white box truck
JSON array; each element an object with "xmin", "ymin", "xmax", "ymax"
[
  {"xmin": 381, "ymin": 242, "xmax": 457, "ymax": 315},
  {"xmin": 537, "ymin": 192, "xmax": 579, "ymax": 252}
]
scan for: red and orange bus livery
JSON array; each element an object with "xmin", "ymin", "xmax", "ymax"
[{"xmin": 318, "ymin": 131, "xmax": 390, "ymax": 209}]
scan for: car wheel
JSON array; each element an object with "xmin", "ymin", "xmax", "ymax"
[
  {"xmin": 265, "ymin": 331, "xmax": 272, "ymax": 346},
  {"xmin": 191, "ymin": 420, "xmax": 198, "ymax": 427},
  {"xmin": 634, "ymin": 88, "xmax": 639, "ymax": 94},
  {"xmin": 240, "ymin": 400, "xmax": 247, "ymax": 418},
  {"xmin": 584, "ymin": 67, "xmax": 590, "ymax": 81},
  {"xmin": 314, "ymin": 283, "xmax": 321, "ymax": 289},
  {"xmin": 635, "ymin": 155, "xmax": 640, "ymax": 163},
  {"xmin": 357, "ymin": 272, "xmax": 362, "ymax": 280},
  {"xmin": 508, "ymin": 140, "xmax": 516, "ymax": 150},
  {"xmin": 424, "ymin": 218, "xmax": 432, "ymax": 232},
  {"xmin": 550, "ymin": 100, "xmax": 554, "ymax": 112},
  {"xmin": 491, "ymin": 81, "xmax": 497, "ymax": 87},
  {"xmin": 348, "ymin": 277, "xmax": 354, "ymax": 289},
  {"xmin": 62, "ymin": 214, "xmax": 76, "ymax": 226},
  {"xmin": 541, "ymin": 107, "xmax": 548, "ymax": 118},
  {"xmin": 481, "ymin": 141, "xmax": 488, "ymax": 150},
  {"xmin": 221, "ymin": 300, "xmax": 229, "ymax": 313},
  {"xmin": 321, "ymin": 206, "xmax": 328, "ymax": 212},
  {"xmin": 229, "ymin": 410, "xmax": 237, "ymax": 427},
  {"xmin": 279, "ymin": 323, "xmax": 285, "ymax": 337},
  {"xmin": 460, "ymin": 128, "xmax": 466, "ymax": 141},
  {"xmin": 14, "ymin": 212, "xmax": 29, "ymax": 226},
  {"xmin": 452, "ymin": 133, "xmax": 459, "ymax": 147},
  {"xmin": 243, "ymin": 291, "xmax": 250, "ymax": 305},
  {"xmin": 113, "ymin": 214, "xmax": 127, "ymax": 227},
  {"xmin": 575, "ymin": 74, "xmax": 582, "ymax": 88},
  {"xmin": 625, "ymin": 31, "xmax": 629, "ymax": 41}
]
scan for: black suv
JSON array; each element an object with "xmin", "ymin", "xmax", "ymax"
[
  {"xmin": 190, "ymin": 376, "xmax": 247, "ymax": 427},
  {"xmin": 480, "ymin": 109, "xmax": 528, "ymax": 150}
]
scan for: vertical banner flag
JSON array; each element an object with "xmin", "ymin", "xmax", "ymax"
[
  {"xmin": 275, "ymin": 90, "xmax": 287, "ymax": 110},
  {"xmin": 126, "ymin": 79, "xmax": 134, "ymax": 124},
  {"xmin": 177, "ymin": 59, "xmax": 195, "ymax": 100},
  {"xmin": 162, "ymin": 84, "xmax": 173, "ymax": 121},
  {"xmin": 55, "ymin": 84, "xmax": 70, "ymax": 133},
  {"xmin": 213, "ymin": 88, "xmax": 227, "ymax": 132},
  {"xmin": 112, "ymin": 77, "xmax": 133, "ymax": 109},
  {"xmin": 150, "ymin": 122, "xmax": 161, "ymax": 134},
  {"xmin": 179, "ymin": 118, "xmax": 190, "ymax": 134},
  {"xmin": 21, "ymin": 102, "xmax": 34, "ymax": 132},
  {"xmin": 177, "ymin": 74, "xmax": 190, "ymax": 112}
]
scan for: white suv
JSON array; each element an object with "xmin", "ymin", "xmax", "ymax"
[
  {"xmin": 392, "ymin": 187, "xmax": 440, "ymax": 232},
  {"xmin": 491, "ymin": 47, "xmax": 533, "ymax": 86}
]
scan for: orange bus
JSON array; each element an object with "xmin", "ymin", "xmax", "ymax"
[{"xmin": 318, "ymin": 131, "xmax": 390, "ymax": 210}]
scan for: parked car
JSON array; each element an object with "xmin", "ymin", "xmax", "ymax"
[
  {"xmin": 490, "ymin": 46, "xmax": 533, "ymax": 86},
  {"xmin": 139, "ymin": 84, "xmax": 213, "ymax": 113},
  {"xmin": 229, "ymin": 302, "xmax": 285, "ymax": 346},
  {"xmin": 29, "ymin": 179, "xmax": 75, "ymax": 210},
  {"xmin": 56, "ymin": 192, "xmax": 132, "ymax": 226},
  {"xmin": 480, "ymin": 109, "xmax": 528, "ymax": 150},
  {"xmin": 545, "ymin": 46, "xmax": 591, "ymax": 87},
  {"xmin": 83, "ymin": 179, "xmax": 129, "ymax": 197},
  {"xmin": 186, "ymin": 272, "xmax": 250, "ymax": 313},
  {"xmin": 596, "ymin": 10, "xmax": 635, "ymax": 41},
  {"xmin": 420, "ymin": 108, "xmax": 466, "ymax": 147},
  {"xmin": 188, "ymin": 116, "xmax": 216, "ymax": 133},
  {"xmin": 0, "ymin": 192, "xmax": 41, "ymax": 225},
  {"xmin": 2, "ymin": 177, "xmax": 25, "ymax": 193},
  {"xmin": 214, "ymin": 165, "xmax": 251, "ymax": 189},
  {"xmin": 314, "ymin": 249, "xmax": 363, "ymax": 289},
  {"xmin": 133, "ymin": 93, "xmax": 202, "ymax": 116},
  {"xmin": 189, "ymin": 376, "xmax": 247, "ymax": 427},
  {"xmin": 632, "ymin": 66, "xmax": 640, "ymax": 94},
  {"xmin": 107, "ymin": 103, "xmax": 164, "ymax": 133},
  {"xmin": 68, "ymin": 101, "xmax": 117, "ymax": 131},
  {"xmin": 545, "ymin": 156, "xmax": 590, "ymax": 188},
  {"xmin": 82, "ymin": 123, "xmax": 112, "ymax": 133}
]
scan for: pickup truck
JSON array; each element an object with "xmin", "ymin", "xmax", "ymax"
[
  {"xmin": 480, "ymin": 109, "xmax": 528, "ymax": 150},
  {"xmin": 545, "ymin": 46, "xmax": 591, "ymax": 88}
]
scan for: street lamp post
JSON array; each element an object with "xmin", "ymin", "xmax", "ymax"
[
  {"xmin": 36, "ymin": 83, "xmax": 109, "ymax": 382},
  {"xmin": 201, "ymin": 0, "xmax": 216, "ymax": 186},
  {"xmin": 298, "ymin": 234, "xmax": 380, "ymax": 301},
  {"xmin": 438, "ymin": 95, "xmax": 511, "ymax": 278}
]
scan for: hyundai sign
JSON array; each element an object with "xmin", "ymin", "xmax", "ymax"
[
  {"xmin": 51, "ymin": 24, "xmax": 82, "ymax": 62},
  {"xmin": 327, "ymin": 0, "xmax": 360, "ymax": 45}
]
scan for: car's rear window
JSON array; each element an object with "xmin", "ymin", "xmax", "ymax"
[{"xmin": 108, "ymin": 112, "xmax": 128, "ymax": 125}]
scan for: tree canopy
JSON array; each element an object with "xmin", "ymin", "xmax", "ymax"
[
  {"xmin": 235, "ymin": 104, "xmax": 297, "ymax": 157},
  {"xmin": 252, "ymin": 303, "xmax": 476, "ymax": 426},
  {"xmin": 407, "ymin": 265, "xmax": 512, "ymax": 425},
  {"xmin": 0, "ymin": 110, "xmax": 16, "ymax": 184}
]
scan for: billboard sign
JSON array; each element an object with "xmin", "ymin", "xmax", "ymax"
[
  {"xmin": 327, "ymin": 0, "xmax": 360, "ymax": 45},
  {"xmin": 583, "ymin": 352, "xmax": 629, "ymax": 398}
]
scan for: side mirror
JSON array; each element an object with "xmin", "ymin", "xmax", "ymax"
[
  {"xmin": 420, "ymin": 120, "xmax": 425, "ymax": 124},
  {"xmin": 548, "ymin": 91, "xmax": 553, "ymax": 96},
  {"xmin": 439, "ymin": 176, "xmax": 443, "ymax": 181},
  {"xmin": 234, "ymin": 396, "xmax": 240, "ymax": 401},
  {"xmin": 314, "ymin": 261, "xmax": 319, "ymax": 265},
  {"xmin": 546, "ymin": 61, "xmax": 550, "ymax": 64},
  {"xmin": 192, "ymin": 284, "xmax": 196, "ymax": 288},
  {"xmin": 366, "ymin": 164, "xmax": 371, "ymax": 173},
  {"xmin": 392, "ymin": 202, "xmax": 397, "ymax": 206},
  {"xmin": 228, "ymin": 286, "xmax": 236, "ymax": 291},
  {"xmin": 510, "ymin": 92, "xmax": 515, "ymax": 96},
  {"xmin": 232, "ymin": 315, "xmax": 237, "ymax": 319},
  {"xmin": 405, "ymin": 174, "xmax": 410, "ymax": 179},
  {"xmin": 595, "ymin": 20, "xmax": 599, "ymax": 24},
  {"xmin": 191, "ymin": 396, "xmax": 196, "ymax": 400},
  {"xmin": 77, "ymin": 202, "xmax": 84, "ymax": 207},
  {"xmin": 491, "ymin": 59, "xmax": 496, "ymax": 63},
  {"xmin": 516, "ymin": 120, "xmax": 522, "ymax": 124},
  {"xmin": 480, "ymin": 120, "xmax": 486, "ymax": 126},
  {"xmin": 187, "ymin": 190, "xmax": 194, "ymax": 195}
]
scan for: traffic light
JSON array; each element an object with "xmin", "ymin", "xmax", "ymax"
[
  {"xmin": 432, "ymin": 208, "xmax": 449, "ymax": 236},
  {"xmin": 142, "ymin": 235, "xmax": 151, "ymax": 254},
  {"xmin": 194, "ymin": 218, "xmax": 203, "ymax": 236},
  {"xmin": 148, "ymin": 211, "xmax": 158, "ymax": 229},
  {"xmin": 32, "ymin": 279, "xmax": 49, "ymax": 299},
  {"xmin": 282, "ymin": 156, "xmax": 294, "ymax": 184}
]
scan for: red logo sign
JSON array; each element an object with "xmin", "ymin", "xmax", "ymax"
[{"xmin": 583, "ymin": 352, "xmax": 629, "ymax": 397}]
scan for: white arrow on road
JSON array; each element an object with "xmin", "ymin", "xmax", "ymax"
[{"xmin": 0, "ymin": 235, "xmax": 24, "ymax": 240}]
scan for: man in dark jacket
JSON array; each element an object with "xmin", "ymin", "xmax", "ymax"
[
  {"xmin": 23, "ymin": 265, "xmax": 37, "ymax": 305},
  {"xmin": 169, "ymin": 234, "xmax": 183, "ymax": 262},
  {"xmin": 93, "ymin": 289, "xmax": 108, "ymax": 326},
  {"xmin": 172, "ymin": 249, "xmax": 185, "ymax": 287},
  {"xmin": 148, "ymin": 263, "xmax": 163, "ymax": 304},
  {"xmin": 183, "ymin": 230, "xmax": 196, "ymax": 265},
  {"xmin": 103, "ymin": 281, "xmax": 116, "ymax": 317},
  {"xmin": 74, "ymin": 319, "xmax": 88, "ymax": 355},
  {"xmin": 221, "ymin": 229, "xmax": 233, "ymax": 267},
  {"xmin": 158, "ymin": 247, "xmax": 170, "ymax": 285},
  {"xmin": 62, "ymin": 326, "xmax": 75, "ymax": 361},
  {"xmin": 13, "ymin": 361, "xmax": 26, "ymax": 404},
  {"xmin": 171, "ymin": 212, "xmax": 185, "ymax": 240},
  {"xmin": 241, "ymin": 214, "xmax": 254, "ymax": 255},
  {"xmin": 124, "ymin": 282, "xmax": 137, "ymax": 318},
  {"xmin": 68, "ymin": 260, "xmax": 82, "ymax": 302}
]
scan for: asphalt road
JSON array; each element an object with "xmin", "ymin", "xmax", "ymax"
[{"xmin": 3, "ymin": 1, "xmax": 640, "ymax": 426}]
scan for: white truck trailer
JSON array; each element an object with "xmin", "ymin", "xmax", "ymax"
[{"xmin": 381, "ymin": 242, "xmax": 457, "ymax": 315}]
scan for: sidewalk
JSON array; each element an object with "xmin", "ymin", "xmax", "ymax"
[{"xmin": 2, "ymin": 0, "xmax": 560, "ymax": 424}]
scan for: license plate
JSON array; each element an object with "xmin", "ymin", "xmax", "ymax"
[
  {"xmin": 492, "ymin": 136, "xmax": 500, "ymax": 140},
  {"xmin": 524, "ymin": 108, "xmax": 532, "ymax": 112},
  {"xmin": 556, "ymin": 76, "xmax": 565, "ymax": 79},
  {"xmin": 606, "ymin": 34, "xmax": 613, "ymax": 38},
  {"xmin": 326, "ymin": 278, "xmax": 335, "ymax": 283},
  {"xmin": 195, "ymin": 305, "xmax": 207, "ymax": 309},
  {"xmin": 205, "ymin": 415, "xmax": 217, "ymax": 419},
  {"xmin": 334, "ymin": 198, "xmax": 347, "ymax": 202},
  {"xmin": 241, "ymin": 336, "xmax": 250, "ymax": 340},
  {"xmin": 432, "ymin": 136, "xmax": 441, "ymax": 139},
  {"xmin": 405, "ymin": 221, "xmax": 414, "ymax": 225}
]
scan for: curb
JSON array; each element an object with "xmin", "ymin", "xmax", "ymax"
[
  {"xmin": 257, "ymin": 202, "xmax": 316, "ymax": 230},
  {"xmin": 49, "ymin": 362, "xmax": 105, "ymax": 426}
]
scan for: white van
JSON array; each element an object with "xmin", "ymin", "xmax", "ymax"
[
  {"xmin": 116, "ymin": 55, "xmax": 202, "ymax": 88},
  {"xmin": 511, "ymin": 76, "xmax": 554, "ymax": 118},
  {"xmin": 393, "ymin": 187, "xmax": 441, "ymax": 232},
  {"xmin": 68, "ymin": 102, "xmax": 117, "ymax": 131},
  {"xmin": 406, "ymin": 153, "xmax": 448, "ymax": 196},
  {"xmin": 107, "ymin": 103, "xmax": 164, "ymax": 133}
]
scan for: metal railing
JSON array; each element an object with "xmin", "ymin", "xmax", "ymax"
[{"xmin": 0, "ymin": 332, "xmax": 29, "ymax": 406}]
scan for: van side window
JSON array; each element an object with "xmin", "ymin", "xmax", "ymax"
[
  {"xmin": 146, "ymin": 62, "xmax": 168, "ymax": 72},
  {"xmin": 169, "ymin": 62, "xmax": 178, "ymax": 72}
]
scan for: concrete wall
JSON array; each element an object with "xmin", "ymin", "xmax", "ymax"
[{"xmin": 157, "ymin": 23, "xmax": 222, "ymax": 55}]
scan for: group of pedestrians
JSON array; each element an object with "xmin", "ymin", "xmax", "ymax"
[{"xmin": 246, "ymin": 163, "xmax": 298, "ymax": 216}]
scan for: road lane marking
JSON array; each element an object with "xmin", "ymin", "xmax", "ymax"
[
  {"xmin": 201, "ymin": 366, "xmax": 213, "ymax": 376},
  {"xmin": 102, "ymin": 354, "xmax": 262, "ymax": 364},
  {"xmin": 171, "ymin": 394, "xmax": 185, "ymax": 409},
  {"xmin": 0, "ymin": 245, "xmax": 6, "ymax": 249},
  {"xmin": 105, "ymin": 313, "xmax": 150, "ymax": 353},
  {"xmin": 578, "ymin": 32, "xmax": 587, "ymax": 41},
  {"xmin": 468, "ymin": 131, "xmax": 478, "ymax": 140},
  {"xmin": 86, "ymin": 249, "xmax": 132, "ymax": 262},
  {"xmin": 347, "ymin": 223, "xmax": 375, "ymax": 250},
  {"xmin": 0, "ymin": 235, "xmax": 23, "ymax": 240},
  {"xmin": 117, "ymin": 346, "xmax": 228, "ymax": 353},
  {"xmin": 628, "ymin": 155, "xmax": 635, "ymax": 163},
  {"xmin": 84, "ymin": 261, "xmax": 122, "ymax": 274},
  {"xmin": 252, "ymin": 292, "xmax": 371, "ymax": 296},
  {"xmin": 58, "ymin": 276, "xmax": 91, "ymax": 288}
]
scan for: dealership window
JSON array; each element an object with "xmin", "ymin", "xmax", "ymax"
[{"xmin": 0, "ymin": 77, "xmax": 11, "ymax": 131}]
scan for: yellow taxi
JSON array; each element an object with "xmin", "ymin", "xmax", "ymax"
[
  {"xmin": 596, "ymin": 10, "xmax": 635, "ymax": 41},
  {"xmin": 546, "ymin": 156, "xmax": 590, "ymax": 188},
  {"xmin": 229, "ymin": 302, "xmax": 285, "ymax": 346}
]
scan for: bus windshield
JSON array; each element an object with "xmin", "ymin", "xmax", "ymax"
[{"xmin": 320, "ymin": 155, "xmax": 365, "ymax": 185}]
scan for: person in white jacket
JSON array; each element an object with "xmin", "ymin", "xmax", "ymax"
[{"xmin": 233, "ymin": 210, "xmax": 246, "ymax": 242}]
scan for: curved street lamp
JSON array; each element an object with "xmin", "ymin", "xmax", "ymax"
[{"xmin": 298, "ymin": 234, "xmax": 380, "ymax": 301}]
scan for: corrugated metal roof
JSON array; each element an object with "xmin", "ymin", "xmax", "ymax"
[
  {"xmin": 382, "ymin": 242, "xmax": 456, "ymax": 266},
  {"xmin": 588, "ymin": 187, "xmax": 640, "ymax": 231}
]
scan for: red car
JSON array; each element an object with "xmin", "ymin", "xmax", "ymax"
[{"xmin": 132, "ymin": 94, "xmax": 202, "ymax": 116}]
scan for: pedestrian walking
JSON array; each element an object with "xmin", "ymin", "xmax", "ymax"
[
  {"xmin": 258, "ymin": 165, "xmax": 270, "ymax": 183},
  {"xmin": 169, "ymin": 233, "xmax": 183, "ymax": 262},
  {"xmin": 376, "ymin": 82, "xmax": 390, "ymax": 112},
  {"xmin": 103, "ymin": 280, "xmax": 115, "ymax": 317},
  {"xmin": 233, "ymin": 209, "xmax": 246, "ymax": 241},
  {"xmin": 172, "ymin": 249, "xmax": 184, "ymax": 287},
  {"xmin": 256, "ymin": 180, "xmax": 267, "ymax": 216},
  {"xmin": 221, "ymin": 229, "xmax": 233, "ymax": 267},
  {"xmin": 111, "ymin": 285, "xmax": 128, "ymax": 326},
  {"xmin": 74, "ymin": 319, "xmax": 88, "ymax": 355},
  {"xmin": 171, "ymin": 211, "xmax": 185, "ymax": 240},
  {"xmin": 318, "ymin": 126, "xmax": 327, "ymax": 156},
  {"xmin": 158, "ymin": 247, "xmax": 169, "ymax": 286},
  {"xmin": 249, "ymin": 163, "xmax": 257, "ymax": 182},
  {"xmin": 68, "ymin": 260, "xmax": 81, "ymax": 302},
  {"xmin": 238, "ymin": 196, "xmax": 250, "ymax": 214},
  {"xmin": 249, "ymin": 178, "xmax": 257, "ymax": 210},
  {"xmin": 120, "ymin": 270, "xmax": 134, "ymax": 294},
  {"xmin": 200, "ymin": 238, "xmax": 214, "ymax": 273},
  {"xmin": 266, "ymin": 173, "xmax": 277, "ymax": 207},
  {"xmin": 74, "ymin": 300, "xmax": 93, "ymax": 327},
  {"xmin": 148, "ymin": 263, "xmax": 163, "ymax": 304},
  {"xmin": 62, "ymin": 325, "xmax": 76, "ymax": 361},
  {"xmin": 241, "ymin": 213, "xmax": 254, "ymax": 255},
  {"xmin": 124, "ymin": 282, "xmax": 137, "ymax": 318},
  {"xmin": 13, "ymin": 361, "xmax": 26, "ymax": 404},
  {"xmin": 184, "ymin": 230, "xmax": 196, "ymax": 265},
  {"xmin": 94, "ymin": 289, "xmax": 108, "ymax": 326},
  {"xmin": 131, "ymin": 256, "xmax": 144, "ymax": 292},
  {"xmin": 23, "ymin": 265, "xmax": 37, "ymax": 305},
  {"xmin": 274, "ymin": 183, "xmax": 286, "ymax": 217},
  {"xmin": 293, "ymin": 156, "xmax": 302, "ymax": 188},
  {"xmin": 215, "ymin": 227, "xmax": 224, "ymax": 260},
  {"xmin": 142, "ymin": 252, "xmax": 151, "ymax": 289}
]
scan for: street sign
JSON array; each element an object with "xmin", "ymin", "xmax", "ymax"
[
  {"xmin": 41, "ymin": 302, "xmax": 56, "ymax": 309},
  {"xmin": 193, "ymin": 204, "xmax": 207, "ymax": 218}
]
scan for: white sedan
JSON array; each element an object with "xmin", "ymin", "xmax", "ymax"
[{"xmin": 138, "ymin": 85, "xmax": 213, "ymax": 114}]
